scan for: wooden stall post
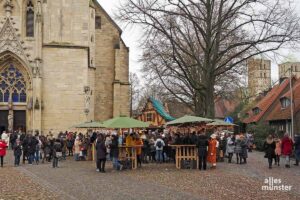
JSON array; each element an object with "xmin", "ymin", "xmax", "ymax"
[{"xmin": 171, "ymin": 145, "xmax": 198, "ymax": 169}]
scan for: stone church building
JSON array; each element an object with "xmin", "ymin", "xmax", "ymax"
[{"xmin": 0, "ymin": 0, "xmax": 130, "ymax": 134}]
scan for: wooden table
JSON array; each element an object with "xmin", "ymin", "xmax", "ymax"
[{"xmin": 170, "ymin": 145, "xmax": 198, "ymax": 169}]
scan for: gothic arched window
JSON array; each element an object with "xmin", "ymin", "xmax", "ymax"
[
  {"xmin": 0, "ymin": 64, "xmax": 27, "ymax": 103},
  {"xmin": 26, "ymin": 1, "xmax": 34, "ymax": 37}
]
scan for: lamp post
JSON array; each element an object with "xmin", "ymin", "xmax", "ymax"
[{"xmin": 289, "ymin": 68, "xmax": 294, "ymax": 139}]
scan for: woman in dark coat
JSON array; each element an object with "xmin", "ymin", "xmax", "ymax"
[
  {"xmin": 196, "ymin": 132, "xmax": 209, "ymax": 170},
  {"xmin": 263, "ymin": 135, "xmax": 276, "ymax": 169},
  {"xmin": 240, "ymin": 135, "xmax": 248, "ymax": 164},
  {"xmin": 234, "ymin": 136, "xmax": 243, "ymax": 164},
  {"xmin": 96, "ymin": 134, "xmax": 107, "ymax": 173}
]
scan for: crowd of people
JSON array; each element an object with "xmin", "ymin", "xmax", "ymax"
[
  {"xmin": 263, "ymin": 133, "xmax": 300, "ymax": 169},
  {"xmin": 0, "ymin": 129, "xmax": 299, "ymax": 173}
]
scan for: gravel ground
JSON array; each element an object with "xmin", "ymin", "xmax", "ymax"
[{"xmin": 1, "ymin": 151, "xmax": 299, "ymax": 200}]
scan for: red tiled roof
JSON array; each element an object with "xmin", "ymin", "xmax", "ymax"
[
  {"xmin": 267, "ymin": 78, "xmax": 300, "ymax": 121},
  {"xmin": 243, "ymin": 79, "xmax": 290, "ymax": 123},
  {"xmin": 215, "ymin": 97, "xmax": 239, "ymax": 119}
]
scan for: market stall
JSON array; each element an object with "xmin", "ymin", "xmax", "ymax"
[
  {"xmin": 101, "ymin": 116, "xmax": 149, "ymax": 170},
  {"xmin": 166, "ymin": 115, "xmax": 212, "ymax": 169}
]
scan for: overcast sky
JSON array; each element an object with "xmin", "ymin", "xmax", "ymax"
[{"xmin": 97, "ymin": 0, "xmax": 300, "ymax": 82}]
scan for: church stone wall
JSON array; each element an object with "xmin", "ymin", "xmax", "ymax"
[
  {"xmin": 41, "ymin": 47, "xmax": 88, "ymax": 133},
  {"xmin": 94, "ymin": 5, "xmax": 119, "ymax": 121},
  {"xmin": 42, "ymin": 0, "xmax": 89, "ymax": 46}
]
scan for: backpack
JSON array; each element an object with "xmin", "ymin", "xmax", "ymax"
[{"xmin": 157, "ymin": 140, "xmax": 162, "ymax": 148}]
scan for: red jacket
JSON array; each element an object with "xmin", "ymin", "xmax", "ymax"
[
  {"xmin": 281, "ymin": 137, "xmax": 293, "ymax": 156},
  {"xmin": 0, "ymin": 141, "xmax": 8, "ymax": 156}
]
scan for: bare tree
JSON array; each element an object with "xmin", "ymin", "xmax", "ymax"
[{"xmin": 117, "ymin": 0, "xmax": 300, "ymax": 118}]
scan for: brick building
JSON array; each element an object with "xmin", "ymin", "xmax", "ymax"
[{"xmin": 267, "ymin": 78, "xmax": 300, "ymax": 135}]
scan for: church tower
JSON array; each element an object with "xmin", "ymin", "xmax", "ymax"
[
  {"xmin": 247, "ymin": 58, "xmax": 272, "ymax": 99},
  {"xmin": 0, "ymin": 0, "xmax": 130, "ymax": 135}
]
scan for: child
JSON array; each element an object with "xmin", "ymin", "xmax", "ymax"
[
  {"xmin": 274, "ymin": 137, "xmax": 281, "ymax": 166},
  {"xmin": 13, "ymin": 139, "xmax": 22, "ymax": 166},
  {"xmin": 0, "ymin": 139, "xmax": 8, "ymax": 167}
]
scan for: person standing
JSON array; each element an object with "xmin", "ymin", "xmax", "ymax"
[
  {"xmin": 196, "ymin": 131, "xmax": 208, "ymax": 170},
  {"xmin": 10, "ymin": 132, "xmax": 18, "ymax": 150},
  {"xmin": 13, "ymin": 139, "xmax": 22, "ymax": 167},
  {"xmin": 27, "ymin": 134, "xmax": 37, "ymax": 165},
  {"xmin": 226, "ymin": 134, "xmax": 235, "ymax": 163},
  {"xmin": 240, "ymin": 135, "xmax": 248, "ymax": 164},
  {"xmin": 135, "ymin": 135, "xmax": 143, "ymax": 168},
  {"xmin": 34, "ymin": 135, "xmax": 42, "ymax": 165},
  {"xmin": 110, "ymin": 134, "xmax": 122, "ymax": 170},
  {"xmin": 274, "ymin": 136, "xmax": 282, "ymax": 166},
  {"xmin": 234, "ymin": 135, "xmax": 243, "ymax": 164},
  {"xmin": 1, "ymin": 131, "xmax": 9, "ymax": 146},
  {"xmin": 154, "ymin": 136, "xmax": 165, "ymax": 164},
  {"xmin": 263, "ymin": 135, "xmax": 276, "ymax": 169},
  {"xmin": 21, "ymin": 133, "xmax": 28, "ymax": 164},
  {"xmin": 207, "ymin": 134, "xmax": 218, "ymax": 169},
  {"xmin": 218, "ymin": 133, "xmax": 227, "ymax": 162},
  {"xmin": 52, "ymin": 139, "xmax": 62, "ymax": 168},
  {"xmin": 0, "ymin": 139, "xmax": 8, "ymax": 167},
  {"xmin": 96, "ymin": 134, "xmax": 107, "ymax": 173},
  {"xmin": 281, "ymin": 133, "xmax": 293, "ymax": 168},
  {"xmin": 294, "ymin": 134, "xmax": 300, "ymax": 166},
  {"xmin": 74, "ymin": 137, "xmax": 81, "ymax": 161},
  {"xmin": 66, "ymin": 136, "xmax": 74, "ymax": 156}
]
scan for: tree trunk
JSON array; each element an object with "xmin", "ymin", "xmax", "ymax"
[
  {"xmin": 194, "ymin": 92, "xmax": 205, "ymax": 117},
  {"xmin": 203, "ymin": 74, "xmax": 216, "ymax": 119}
]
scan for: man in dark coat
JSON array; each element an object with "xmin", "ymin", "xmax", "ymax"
[
  {"xmin": 27, "ymin": 135, "xmax": 38, "ymax": 164},
  {"xmin": 110, "ymin": 134, "xmax": 122, "ymax": 170},
  {"xmin": 96, "ymin": 134, "xmax": 107, "ymax": 173},
  {"xmin": 21, "ymin": 133, "xmax": 28, "ymax": 164},
  {"xmin": 196, "ymin": 132, "xmax": 209, "ymax": 170}
]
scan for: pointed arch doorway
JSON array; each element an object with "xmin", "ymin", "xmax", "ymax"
[{"xmin": 0, "ymin": 53, "xmax": 32, "ymax": 133}]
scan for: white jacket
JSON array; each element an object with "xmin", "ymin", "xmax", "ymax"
[{"xmin": 154, "ymin": 138, "xmax": 165, "ymax": 151}]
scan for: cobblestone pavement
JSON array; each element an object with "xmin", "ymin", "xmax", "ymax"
[{"xmin": 1, "ymin": 151, "xmax": 299, "ymax": 200}]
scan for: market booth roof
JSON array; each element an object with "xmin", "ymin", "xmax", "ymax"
[
  {"xmin": 102, "ymin": 116, "xmax": 150, "ymax": 129},
  {"xmin": 207, "ymin": 121, "xmax": 237, "ymax": 126},
  {"xmin": 72, "ymin": 121, "xmax": 105, "ymax": 128},
  {"xmin": 166, "ymin": 115, "xmax": 213, "ymax": 126}
]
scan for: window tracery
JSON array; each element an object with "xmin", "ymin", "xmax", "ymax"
[{"xmin": 0, "ymin": 64, "xmax": 26, "ymax": 103}]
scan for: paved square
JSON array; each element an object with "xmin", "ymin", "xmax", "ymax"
[{"xmin": 1, "ymin": 151, "xmax": 299, "ymax": 200}]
